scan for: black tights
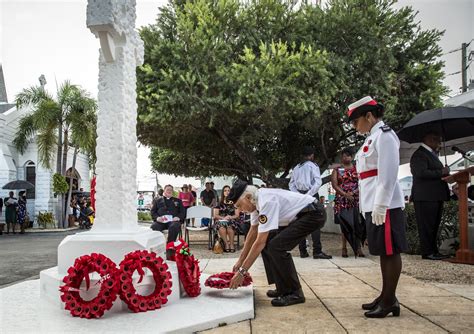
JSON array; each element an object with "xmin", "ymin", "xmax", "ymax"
[{"xmin": 378, "ymin": 254, "xmax": 402, "ymax": 307}]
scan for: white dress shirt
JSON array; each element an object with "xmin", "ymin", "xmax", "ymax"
[
  {"xmin": 250, "ymin": 188, "xmax": 315, "ymax": 233},
  {"xmin": 355, "ymin": 120, "xmax": 405, "ymax": 214},
  {"xmin": 289, "ymin": 160, "xmax": 322, "ymax": 197}
]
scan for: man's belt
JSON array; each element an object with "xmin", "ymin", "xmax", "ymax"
[
  {"xmin": 298, "ymin": 202, "xmax": 319, "ymax": 215},
  {"xmin": 359, "ymin": 169, "xmax": 378, "ymax": 180}
]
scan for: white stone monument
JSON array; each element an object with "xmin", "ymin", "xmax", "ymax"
[
  {"xmin": 24, "ymin": 2, "xmax": 254, "ymax": 331},
  {"xmin": 40, "ymin": 0, "xmax": 177, "ymax": 308}
]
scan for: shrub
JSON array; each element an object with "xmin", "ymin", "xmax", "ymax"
[
  {"xmin": 37, "ymin": 211, "xmax": 56, "ymax": 229},
  {"xmin": 405, "ymin": 201, "xmax": 459, "ymax": 255},
  {"xmin": 137, "ymin": 211, "xmax": 152, "ymax": 221}
]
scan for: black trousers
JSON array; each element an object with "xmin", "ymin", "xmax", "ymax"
[
  {"xmin": 414, "ymin": 201, "xmax": 443, "ymax": 256},
  {"xmin": 261, "ymin": 208, "xmax": 326, "ymax": 295},
  {"xmin": 151, "ymin": 221, "xmax": 182, "ymax": 243}
]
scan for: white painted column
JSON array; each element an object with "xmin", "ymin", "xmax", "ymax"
[{"xmin": 87, "ymin": 0, "xmax": 144, "ymax": 233}]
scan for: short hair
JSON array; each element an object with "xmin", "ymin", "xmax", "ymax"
[
  {"xmin": 164, "ymin": 184, "xmax": 173, "ymax": 190},
  {"xmin": 239, "ymin": 185, "xmax": 259, "ymax": 206},
  {"xmin": 302, "ymin": 146, "xmax": 315, "ymax": 156},
  {"xmin": 341, "ymin": 147, "xmax": 353, "ymax": 157}
]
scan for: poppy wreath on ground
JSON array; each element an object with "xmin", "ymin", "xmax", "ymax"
[
  {"xmin": 167, "ymin": 239, "xmax": 201, "ymax": 297},
  {"xmin": 204, "ymin": 272, "xmax": 253, "ymax": 289},
  {"xmin": 118, "ymin": 250, "xmax": 172, "ymax": 312},
  {"xmin": 60, "ymin": 253, "xmax": 120, "ymax": 319}
]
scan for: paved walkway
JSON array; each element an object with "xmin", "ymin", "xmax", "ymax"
[{"xmin": 199, "ymin": 256, "xmax": 474, "ymax": 333}]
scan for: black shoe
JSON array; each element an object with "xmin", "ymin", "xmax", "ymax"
[
  {"xmin": 271, "ymin": 291, "xmax": 305, "ymax": 307},
  {"xmin": 422, "ymin": 254, "xmax": 444, "ymax": 260},
  {"xmin": 313, "ymin": 252, "xmax": 332, "ymax": 259},
  {"xmin": 266, "ymin": 289, "xmax": 280, "ymax": 298},
  {"xmin": 300, "ymin": 251, "xmax": 310, "ymax": 258},
  {"xmin": 434, "ymin": 252, "xmax": 450, "ymax": 259},
  {"xmin": 364, "ymin": 300, "xmax": 400, "ymax": 318},
  {"xmin": 362, "ymin": 296, "xmax": 381, "ymax": 310}
]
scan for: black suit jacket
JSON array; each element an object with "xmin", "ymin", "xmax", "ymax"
[
  {"xmin": 410, "ymin": 146, "xmax": 449, "ymax": 202},
  {"xmin": 151, "ymin": 197, "xmax": 185, "ymax": 222}
]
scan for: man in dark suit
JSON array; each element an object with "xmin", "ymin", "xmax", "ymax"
[
  {"xmin": 150, "ymin": 184, "xmax": 185, "ymax": 243},
  {"xmin": 410, "ymin": 132, "xmax": 450, "ymax": 260}
]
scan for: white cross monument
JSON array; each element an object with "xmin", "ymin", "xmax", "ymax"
[{"xmin": 40, "ymin": 0, "xmax": 178, "ymax": 308}]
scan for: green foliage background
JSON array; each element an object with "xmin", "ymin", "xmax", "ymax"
[{"xmin": 137, "ymin": 0, "xmax": 447, "ymax": 184}]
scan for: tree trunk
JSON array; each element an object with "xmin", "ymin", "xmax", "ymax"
[
  {"xmin": 61, "ymin": 129, "xmax": 69, "ymax": 176},
  {"xmin": 64, "ymin": 146, "xmax": 78, "ymax": 228},
  {"xmin": 56, "ymin": 126, "xmax": 63, "ymax": 174},
  {"xmin": 59, "ymin": 129, "xmax": 69, "ymax": 228},
  {"xmin": 56, "ymin": 125, "xmax": 63, "ymax": 228}
]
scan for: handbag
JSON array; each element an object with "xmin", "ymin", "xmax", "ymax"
[{"xmin": 212, "ymin": 238, "xmax": 224, "ymax": 254}]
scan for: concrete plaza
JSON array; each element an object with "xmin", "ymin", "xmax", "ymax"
[{"xmin": 200, "ymin": 257, "xmax": 474, "ymax": 333}]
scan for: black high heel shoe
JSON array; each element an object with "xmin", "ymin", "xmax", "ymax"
[
  {"xmin": 364, "ymin": 300, "xmax": 400, "ymax": 318},
  {"xmin": 361, "ymin": 296, "xmax": 381, "ymax": 310}
]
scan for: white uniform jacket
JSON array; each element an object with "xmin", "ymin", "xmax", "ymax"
[
  {"xmin": 355, "ymin": 121, "xmax": 405, "ymax": 214},
  {"xmin": 250, "ymin": 188, "xmax": 315, "ymax": 233}
]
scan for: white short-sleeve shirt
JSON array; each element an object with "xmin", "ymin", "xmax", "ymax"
[{"xmin": 250, "ymin": 188, "xmax": 315, "ymax": 233}]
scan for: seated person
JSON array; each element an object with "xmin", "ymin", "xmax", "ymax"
[
  {"xmin": 150, "ymin": 184, "xmax": 185, "ymax": 243},
  {"xmin": 213, "ymin": 185, "xmax": 241, "ymax": 252}
]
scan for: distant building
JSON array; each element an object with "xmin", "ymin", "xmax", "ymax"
[{"xmin": 0, "ymin": 65, "xmax": 90, "ymax": 224}]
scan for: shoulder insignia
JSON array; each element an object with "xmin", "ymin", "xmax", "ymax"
[
  {"xmin": 380, "ymin": 125, "xmax": 391, "ymax": 132},
  {"xmin": 258, "ymin": 215, "xmax": 268, "ymax": 224}
]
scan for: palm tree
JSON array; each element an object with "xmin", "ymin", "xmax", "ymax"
[
  {"xmin": 64, "ymin": 102, "xmax": 97, "ymax": 226},
  {"xmin": 13, "ymin": 81, "xmax": 97, "ymax": 228}
]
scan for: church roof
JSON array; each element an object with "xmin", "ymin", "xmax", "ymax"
[
  {"xmin": 0, "ymin": 64, "xmax": 8, "ymax": 104},
  {"xmin": 0, "ymin": 103, "xmax": 16, "ymax": 113},
  {"xmin": 0, "ymin": 64, "xmax": 17, "ymax": 113}
]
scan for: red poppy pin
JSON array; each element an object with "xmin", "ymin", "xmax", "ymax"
[{"xmin": 363, "ymin": 146, "xmax": 369, "ymax": 153}]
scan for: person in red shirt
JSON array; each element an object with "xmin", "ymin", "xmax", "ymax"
[{"xmin": 178, "ymin": 184, "xmax": 195, "ymax": 213}]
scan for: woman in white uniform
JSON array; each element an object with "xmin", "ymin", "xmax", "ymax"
[
  {"xmin": 227, "ymin": 179, "xmax": 326, "ymax": 307},
  {"xmin": 348, "ymin": 96, "xmax": 408, "ymax": 318}
]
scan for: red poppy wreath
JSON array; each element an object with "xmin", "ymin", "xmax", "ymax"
[
  {"xmin": 118, "ymin": 250, "xmax": 172, "ymax": 313},
  {"xmin": 167, "ymin": 239, "xmax": 201, "ymax": 297},
  {"xmin": 204, "ymin": 272, "xmax": 253, "ymax": 289},
  {"xmin": 60, "ymin": 253, "xmax": 120, "ymax": 319}
]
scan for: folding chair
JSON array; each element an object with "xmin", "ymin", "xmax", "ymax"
[
  {"xmin": 235, "ymin": 213, "xmax": 251, "ymax": 249},
  {"xmin": 184, "ymin": 205, "xmax": 213, "ymax": 249}
]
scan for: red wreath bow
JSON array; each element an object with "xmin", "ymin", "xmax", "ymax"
[
  {"xmin": 167, "ymin": 239, "xmax": 201, "ymax": 297},
  {"xmin": 118, "ymin": 250, "xmax": 172, "ymax": 313},
  {"xmin": 60, "ymin": 253, "xmax": 120, "ymax": 319}
]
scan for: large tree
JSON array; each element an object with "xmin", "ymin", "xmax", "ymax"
[{"xmin": 137, "ymin": 0, "xmax": 447, "ymax": 185}]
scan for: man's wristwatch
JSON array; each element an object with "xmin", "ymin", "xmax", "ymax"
[{"xmin": 238, "ymin": 267, "xmax": 248, "ymax": 277}]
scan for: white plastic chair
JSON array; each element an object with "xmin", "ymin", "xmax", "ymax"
[{"xmin": 185, "ymin": 205, "xmax": 213, "ymax": 249}]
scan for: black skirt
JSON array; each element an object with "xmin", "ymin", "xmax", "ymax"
[{"xmin": 365, "ymin": 208, "xmax": 408, "ymax": 256}]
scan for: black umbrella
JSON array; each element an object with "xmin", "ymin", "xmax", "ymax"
[
  {"xmin": 337, "ymin": 208, "xmax": 366, "ymax": 256},
  {"xmin": 397, "ymin": 106, "xmax": 474, "ymax": 164},
  {"xmin": 2, "ymin": 180, "xmax": 35, "ymax": 190}
]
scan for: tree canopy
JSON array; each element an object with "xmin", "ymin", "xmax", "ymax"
[{"xmin": 137, "ymin": 0, "xmax": 447, "ymax": 184}]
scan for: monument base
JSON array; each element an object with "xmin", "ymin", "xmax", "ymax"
[
  {"xmin": 2, "ymin": 278, "xmax": 254, "ymax": 333},
  {"xmin": 40, "ymin": 261, "xmax": 181, "ymax": 312},
  {"xmin": 56, "ymin": 227, "xmax": 166, "ymax": 274}
]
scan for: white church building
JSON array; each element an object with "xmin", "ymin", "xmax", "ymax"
[{"xmin": 0, "ymin": 65, "xmax": 90, "ymax": 224}]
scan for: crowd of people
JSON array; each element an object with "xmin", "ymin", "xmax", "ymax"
[
  {"xmin": 0, "ymin": 191, "xmax": 28, "ymax": 235},
  {"xmin": 69, "ymin": 193, "xmax": 95, "ymax": 230}
]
